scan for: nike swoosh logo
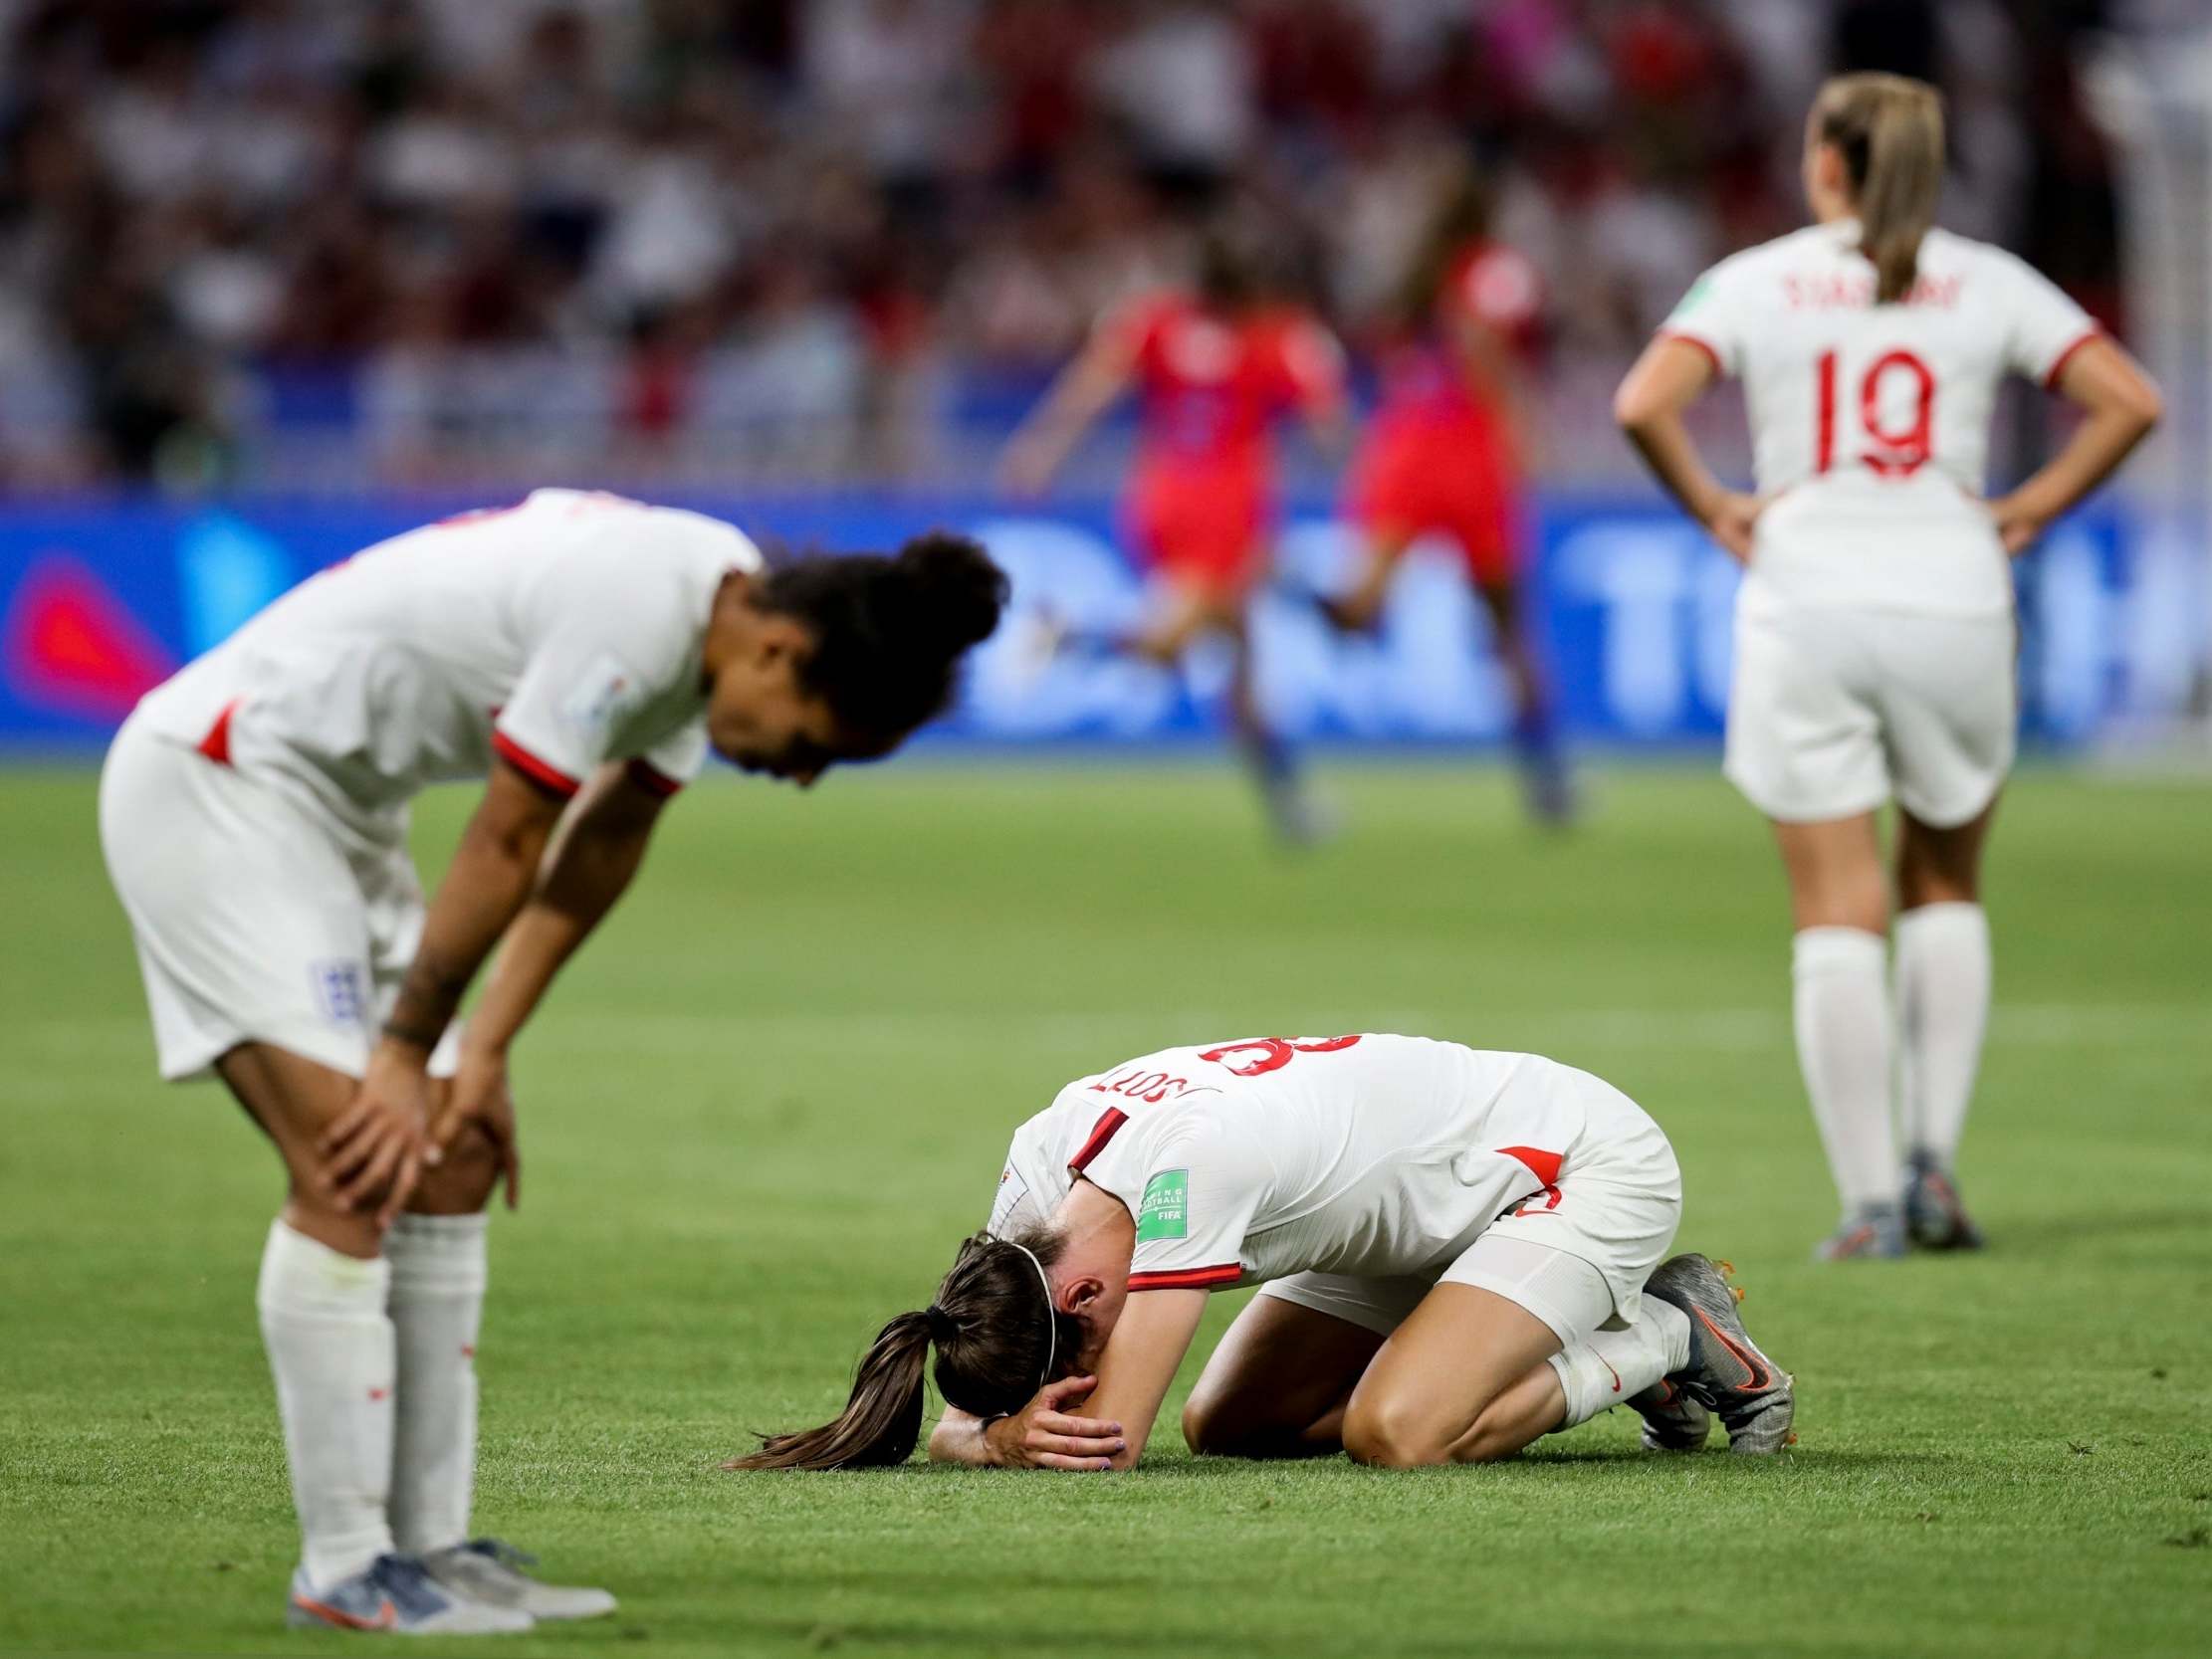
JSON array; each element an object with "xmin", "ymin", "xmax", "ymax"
[{"xmin": 1693, "ymin": 1306, "xmax": 1772, "ymax": 1392}]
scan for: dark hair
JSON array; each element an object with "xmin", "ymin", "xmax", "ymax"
[
  {"xmin": 1393, "ymin": 158, "xmax": 1495, "ymax": 332},
  {"xmin": 754, "ymin": 531, "xmax": 1007, "ymax": 745},
  {"xmin": 1814, "ymin": 73, "xmax": 1944, "ymax": 305},
  {"xmin": 726, "ymin": 1228, "xmax": 1083, "ymax": 1472},
  {"xmin": 1195, "ymin": 222, "xmax": 1264, "ymax": 314}
]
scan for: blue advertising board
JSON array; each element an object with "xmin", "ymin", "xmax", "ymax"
[{"xmin": 0, "ymin": 493, "xmax": 2194, "ymax": 754}]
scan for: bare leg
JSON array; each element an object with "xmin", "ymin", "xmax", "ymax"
[
  {"xmin": 1341, "ymin": 1285, "xmax": 1565, "ymax": 1467},
  {"xmin": 1895, "ymin": 796, "xmax": 1997, "ymax": 909},
  {"xmin": 217, "ymin": 1042, "xmax": 382, "ymax": 1256},
  {"xmin": 1322, "ymin": 527, "xmax": 1413, "ymax": 634},
  {"xmin": 1771, "ymin": 812, "xmax": 1889, "ymax": 933},
  {"xmin": 1474, "ymin": 576, "xmax": 1572, "ymax": 825},
  {"xmin": 1183, "ymin": 1297, "xmax": 1386, "ymax": 1459}
]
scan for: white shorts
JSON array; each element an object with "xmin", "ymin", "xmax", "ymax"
[
  {"xmin": 1256, "ymin": 1079, "xmax": 1682, "ymax": 1345},
  {"xmin": 1724, "ymin": 601, "xmax": 2016, "ymax": 828},
  {"xmin": 99, "ymin": 713, "xmax": 458, "ymax": 1083}
]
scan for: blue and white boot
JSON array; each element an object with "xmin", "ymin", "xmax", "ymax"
[
  {"xmin": 425, "ymin": 1539, "xmax": 617, "ymax": 1622},
  {"xmin": 287, "ymin": 1552, "xmax": 533, "ymax": 1634},
  {"xmin": 1813, "ymin": 1202, "xmax": 1907, "ymax": 1262}
]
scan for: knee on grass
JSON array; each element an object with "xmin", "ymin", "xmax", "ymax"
[
  {"xmin": 1182, "ymin": 1390, "xmax": 1300, "ymax": 1458},
  {"xmin": 1341, "ymin": 1385, "xmax": 1529, "ymax": 1469}
]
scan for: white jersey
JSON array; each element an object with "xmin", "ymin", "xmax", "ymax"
[
  {"xmin": 987, "ymin": 1034, "xmax": 1632, "ymax": 1294},
  {"xmin": 132, "ymin": 490, "xmax": 761, "ymax": 821},
  {"xmin": 1662, "ymin": 219, "xmax": 2098, "ymax": 619}
]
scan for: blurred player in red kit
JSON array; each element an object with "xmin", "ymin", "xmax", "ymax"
[
  {"xmin": 1000, "ymin": 229, "xmax": 1348, "ymax": 842},
  {"xmin": 1331, "ymin": 163, "xmax": 1573, "ymax": 824}
]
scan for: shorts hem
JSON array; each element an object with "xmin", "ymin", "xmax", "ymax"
[
  {"xmin": 1724, "ymin": 765, "xmax": 1889, "ymax": 826},
  {"xmin": 156, "ymin": 1019, "xmax": 370, "ymax": 1086},
  {"xmin": 1251, "ymin": 1279, "xmax": 1410, "ymax": 1340},
  {"xmin": 1446, "ymin": 1265, "xmax": 1602, "ymax": 1346},
  {"xmin": 1892, "ymin": 773, "xmax": 2006, "ymax": 830}
]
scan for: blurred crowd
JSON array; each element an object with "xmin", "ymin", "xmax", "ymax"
[{"xmin": 0, "ymin": 0, "xmax": 2127, "ymax": 490}]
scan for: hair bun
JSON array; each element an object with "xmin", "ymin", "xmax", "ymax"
[{"xmin": 894, "ymin": 531, "xmax": 1008, "ymax": 653}]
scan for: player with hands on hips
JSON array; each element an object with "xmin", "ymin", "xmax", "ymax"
[
  {"xmin": 1613, "ymin": 75, "xmax": 2160, "ymax": 1260},
  {"xmin": 101, "ymin": 491, "xmax": 1006, "ymax": 1631}
]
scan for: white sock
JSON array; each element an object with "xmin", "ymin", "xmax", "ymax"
[
  {"xmin": 1546, "ymin": 1296, "xmax": 1691, "ymax": 1429},
  {"xmin": 1792, "ymin": 926, "xmax": 1898, "ymax": 1213},
  {"xmin": 256, "ymin": 1220, "xmax": 395, "ymax": 1590},
  {"xmin": 1894, "ymin": 903, "xmax": 1991, "ymax": 1170},
  {"xmin": 385, "ymin": 1212, "xmax": 488, "ymax": 1555}
]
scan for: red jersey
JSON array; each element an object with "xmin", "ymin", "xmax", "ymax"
[
  {"xmin": 1376, "ymin": 240, "xmax": 1542, "ymax": 423},
  {"xmin": 1113, "ymin": 295, "xmax": 1343, "ymax": 479}
]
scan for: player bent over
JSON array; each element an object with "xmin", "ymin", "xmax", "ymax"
[
  {"xmin": 731, "ymin": 1034, "xmax": 1791, "ymax": 1474},
  {"xmin": 1614, "ymin": 75, "xmax": 2160, "ymax": 1258},
  {"xmin": 100, "ymin": 490, "xmax": 1005, "ymax": 1631}
]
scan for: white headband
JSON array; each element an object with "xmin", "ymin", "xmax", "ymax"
[{"xmin": 1003, "ymin": 1238, "xmax": 1057, "ymax": 1390}]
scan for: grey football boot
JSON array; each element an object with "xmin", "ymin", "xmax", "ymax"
[
  {"xmin": 1644, "ymin": 1254, "xmax": 1796, "ymax": 1455},
  {"xmin": 287, "ymin": 1552, "xmax": 533, "ymax": 1634},
  {"xmin": 1904, "ymin": 1154, "xmax": 1986, "ymax": 1251},
  {"xmin": 1626, "ymin": 1375, "xmax": 1712, "ymax": 1451},
  {"xmin": 1813, "ymin": 1202, "xmax": 1907, "ymax": 1262},
  {"xmin": 424, "ymin": 1540, "xmax": 616, "ymax": 1622}
]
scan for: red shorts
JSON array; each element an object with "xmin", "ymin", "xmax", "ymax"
[
  {"xmin": 1125, "ymin": 462, "xmax": 1271, "ymax": 595},
  {"xmin": 1347, "ymin": 411, "xmax": 1526, "ymax": 586}
]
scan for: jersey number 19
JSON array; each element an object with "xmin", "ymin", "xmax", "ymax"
[{"xmin": 1815, "ymin": 348, "xmax": 1935, "ymax": 479}]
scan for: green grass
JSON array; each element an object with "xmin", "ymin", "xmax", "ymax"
[{"xmin": 3, "ymin": 760, "xmax": 2209, "ymax": 1658}]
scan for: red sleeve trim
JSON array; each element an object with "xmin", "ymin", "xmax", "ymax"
[
  {"xmin": 1656, "ymin": 329, "xmax": 1723, "ymax": 376},
  {"xmin": 1068, "ymin": 1108, "xmax": 1128, "ymax": 1174},
  {"xmin": 2043, "ymin": 327, "xmax": 2101, "ymax": 391},
  {"xmin": 624, "ymin": 757, "xmax": 684, "ymax": 800},
  {"xmin": 1128, "ymin": 1264, "xmax": 1243, "ymax": 1292},
  {"xmin": 491, "ymin": 729, "xmax": 581, "ymax": 799}
]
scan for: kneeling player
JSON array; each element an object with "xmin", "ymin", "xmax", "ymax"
[
  {"xmin": 101, "ymin": 490, "xmax": 1005, "ymax": 1631},
  {"xmin": 732, "ymin": 1034, "xmax": 1791, "ymax": 1473}
]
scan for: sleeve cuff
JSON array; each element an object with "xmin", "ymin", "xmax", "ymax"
[
  {"xmin": 1656, "ymin": 328, "xmax": 1725, "ymax": 376},
  {"xmin": 624, "ymin": 757, "xmax": 685, "ymax": 800},
  {"xmin": 2042, "ymin": 326, "xmax": 2101, "ymax": 391},
  {"xmin": 1127, "ymin": 1263, "xmax": 1243, "ymax": 1292},
  {"xmin": 491, "ymin": 728, "xmax": 582, "ymax": 799}
]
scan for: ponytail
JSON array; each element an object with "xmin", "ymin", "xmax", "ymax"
[
  {"xmin": 727, "ymin": 1229, "xmax": 1077, "ymax": 1472},
  {"xmin": 725, "ymin": 1311, "xmax": 934, "ymax": 1471},
  {"xmin": 752, "ymin": 532, "xmax": 1007, "ymax": 748},
  {"xmin": 1815, "ymin": 73, "xmax": 1944, "ymax": 305}
]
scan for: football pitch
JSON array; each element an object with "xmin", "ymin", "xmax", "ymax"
[{"xmin": 3, "ymin": 760, "xmax": 2208, "ymax": 1658}]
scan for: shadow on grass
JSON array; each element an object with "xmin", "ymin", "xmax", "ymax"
[{"xmin": 1989, "ymin": 1204, "xmax": 2210, "ymax": 1252}]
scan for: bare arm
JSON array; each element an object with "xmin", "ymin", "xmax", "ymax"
[
  {"xmin": 1990, "ymin": 337, "xmax": 2162, "ymax": 553},
  {"xmin": 997, "ymin": 328, "xmax": 1138, "ymax": 498},
  {"xmin": 319, "ymin": 757, "xmax": 566, "ymax": 1225},
  {"xmin": 1448, "ymin": 312, "xmax": 1542, "ymax": 473},
  {"xmin": 421, "ymin": 762, "xmax": 671, "ymax": 1199},
  {"xmin": 458, "ymin": 761, "xmax": 666, "ymax": 1063},
  {"xmin": 1071, "ymin": 1288, "xmax": 1211, "ymax": 1470},
  {"xmin": 926, "ymin": 1378, "xmax": 1126, "ymax": 1470},
  {"xmin": 1613, "ymin": 334, "xmax": 1761, "ymax": 561}
]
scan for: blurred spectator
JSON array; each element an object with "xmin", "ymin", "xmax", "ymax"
[{"xmin": 0, "ymin": 0, "xmax": 2130, "ymax": 489}]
